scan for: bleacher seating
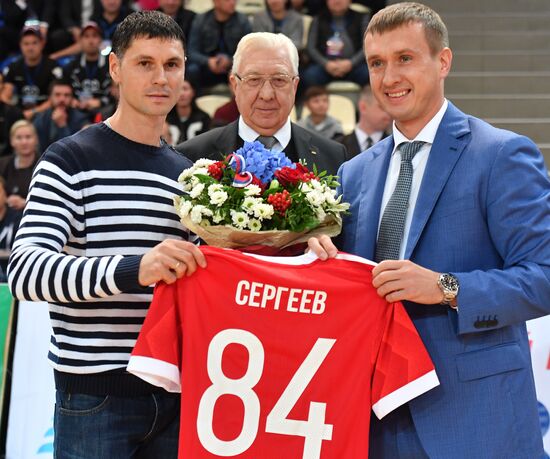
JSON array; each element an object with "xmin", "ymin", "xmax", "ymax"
[
  {"xmin": 300, "ymin": 94, "xmax": 357, "ymax": 135},
  {"xmin": 195, "ymin": 95, "xmax": 232, "ymax": 117}
]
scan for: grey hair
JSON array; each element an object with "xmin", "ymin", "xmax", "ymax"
[{"xmin": 231, "ymin": 32, "xmax": 299, "ymax": 76}]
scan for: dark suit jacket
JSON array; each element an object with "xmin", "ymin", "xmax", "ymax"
[
  {"xmin": 175, "ymin": 120, "xmax": 347, "ymax": 176},
  {"xmin": 339, "ymin": 130, "xmax": 390, "ymax": 160}
]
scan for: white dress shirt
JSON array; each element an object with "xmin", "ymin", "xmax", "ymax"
[
  {"xmin": 355, "ymin": 127, "xmax": 385, "ymax": 151},
  {"xmin": 378, "ymin": 99, "xmax": 448, "ymax": 259},
  {"xmin": 238, "ymin": 116, "xmax": 292, "ymax": 151}
]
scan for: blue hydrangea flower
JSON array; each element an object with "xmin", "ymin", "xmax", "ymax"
[{"xmin": 233, "ymin": 141, "xmax": 294, "ymax": 184}]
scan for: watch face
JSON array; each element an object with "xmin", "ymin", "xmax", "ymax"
[{"xmin": 442, "ymin": 274, "xmax": 459, "ymax": 292}]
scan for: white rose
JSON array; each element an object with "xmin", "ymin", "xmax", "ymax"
[
  {"xmin": 193, "ymin": 167, "xmax": 209, "ymax": 176},
  {"xmin": 212, "ymin": 210, "xmax": 225, "ymax": 224},
  {"xmin": 194, "ymin": 158, "xmax": 215, "ymax": 168},
  {"xmin": 189, "ymin": 182, "xmax": 205, "ymax": 198},
  {"xmin": 190, "ymin": 205, "xmax": 205, "ymax": 223},
  {"xmin": 210, "ymin": 190, "xmax": 228, "ymax": 206},
  {"xmin": 242, "ymin": 196, "xmax": 262, "ymax": 213},
  {"xmin": 306, "ymin": 189, "xmax": 325, "ymax": 207},
  {"xmin": 178, "ymin": 199, "xmax": 193, "ymax": 217},
  {"xmin": 253, "ymin": 203, "xmax": 274, "ymax": 220},
  {"xmin": 244, "ymin": 184, "xmax": 262, "ymax": 196}
]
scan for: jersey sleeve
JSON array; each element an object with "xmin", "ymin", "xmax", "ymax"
[
  {"xmin": 127, "ymin": 281, "xmax": 182, "ymax": 392},
  {"xmin": 371, "ymin": 302, "xmax": 439, "ymax": 419}
]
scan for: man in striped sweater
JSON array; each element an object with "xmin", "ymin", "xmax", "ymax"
[{"xmin": 7, "ymin": 11, "xmax": 206, "ymax": 459}]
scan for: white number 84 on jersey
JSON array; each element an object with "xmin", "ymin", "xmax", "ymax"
[{"xmin": 197, "ymin": 329, "xmax": 335, "ymax": 458}]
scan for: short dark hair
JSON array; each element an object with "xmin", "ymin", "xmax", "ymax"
[
  {"xmin": 111, "ymin": 10, "xmax": 186, "ymax": 59},
  {"xmin": 366, "ymin": 2, "xmax": 449, "ymax": 55},
  {"xmin": 48, "ymin": 79, "xmax": 73, "ymax": 96},
  {"xmin": 303, "ymin": 85, "xmax": 329, "ymax": 102}
]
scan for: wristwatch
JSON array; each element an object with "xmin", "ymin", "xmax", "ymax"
[{"xmin": 437, "ymin": 273, "xmax": 459, "ymax": 309}]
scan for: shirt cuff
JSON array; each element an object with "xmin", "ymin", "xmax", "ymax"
[{"xmin": 114, "ymin": 255, "xmax": 143, "ymax": 291}]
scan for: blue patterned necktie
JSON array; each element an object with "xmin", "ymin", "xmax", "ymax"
[{"xmin": 375, "ymin": 141, "xmax": 425, "ymax": 263}]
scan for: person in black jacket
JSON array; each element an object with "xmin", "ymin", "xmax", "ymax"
[
  {"xmin": 185, "ymin": 0, "xmax": 251, "ymax": 93},
  {"xmin": 177, "ymin": 32, "xmax": 347, "ymax": 176},
  {"xmin": 62, "ymin": 21, "xmax": 112, "ymax": 120},
  {"xmin": 302, "ymin": 0, "xmax": 370, "ymax": 89},
  {"xmin": 166, "ymin": 80, "xmax": 210, "ymax": 143},
  {"xmin": 157, "ymin": 0, "xmax": 195, "ymax": 40},
  {"xmin": 0, "ymin": 72, "xmax": 23, "ymax": 156},
  {"xmin": 338, "ymin": 84, "xmax": 391, "ymax": 159}
]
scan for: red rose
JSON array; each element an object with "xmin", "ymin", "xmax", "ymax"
[
  {"xmin": 274, "ymin": 166, "xmax": 303, "ymax": 187},
  {"xmin": 275, "ymin": 164, "xmax": 316, "ymax": 187},
  {"xmin": 251, "ymin": 174, "xmax": 267, "ymax": 192},
  {"xmin": 295, "ymin": 163, "xmax": 317, "ymax": 182},
  {"xmin": 207, "ymin": 161, "xmax": 226, "ymax": 181}
]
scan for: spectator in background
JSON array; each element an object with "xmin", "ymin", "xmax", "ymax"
[
  {"xmin": 1, "ymin": 26, "xmax": 63, "ymax": 120},
  {"xmin": 289, "ymin": 0, "xmax": 324, "ymax": 15},
  {"xmin": 157, "ymin": 0, "xmax": 195, "ymax": 40},
  {"xmin": 302, "ymin": 0, "xmax": 369, "ymax": 89},
  {"xmin": 178, "ymin": 32, "xmax": 347, "ymax": 175},
  {"xmin": 186, "ymin": 0, "xmax": 251, "ymax": 93},
  {"xmin": 90, "ymin": 0, "xmax": 131, "ymax": 54},
  {"xmin": 252, "ymin": 0, "xmax": 304, "ymax": 52},
  {"xmin": 166, "ymin": 80, "xmax": 210, "ymax": 143},
  {"xmin": 0, "ymin": 0, "xmax": 29, "ymax": 62},
  {"xmin": 212, "ymin": 95, "xmax": 239, "ymax": 127},
  {"xmin": 0, "ymin": 176, "xmax": 21, "ymax": 281},
  {"xmin": 297, "ymin": 85, "xmax": 343, "ymax": 140},
  {"xmin": 0, "ymin": 72, "xmax": 23, "ymax": 156},
  {"xmin": 63, "ymin": 21, "xmax": 112, "ymax": 120},
  {"xmin": 0, "ymin": 120, "xmax": 39, "ymax": 212},
  {"xmin": 26, "ymin": 0, "xmax": 64, "ymax": 55},
  {"xmin": 33, "ymin": 79, "xmax": 88, "ymax": 150},
  {"xmin": 49, "ymin": 0, "xmax": 98, "ymax": 59},
  {"xmin": 339, "ymin": 83, "xmax": 390, "ymax": 159},
  {"xmin": 355, "ymin": 0, "xmax": 386, "ymax": 15}
]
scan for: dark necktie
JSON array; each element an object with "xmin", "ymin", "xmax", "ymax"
[
  {"xmin": 374, "ymin": 141, "xmax": 425, "ymax": 263},
  {"xmin": 256, "ymin": 135, "xmax": 277, "ymax": 149},
  {"xmin": 364, "ymin": 136, "xmax": 373, "ymax": 151}
]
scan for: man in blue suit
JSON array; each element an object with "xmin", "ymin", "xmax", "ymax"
[{"xmin": 308, "ymin": 2, "xmax": 550, "ymax": 458}]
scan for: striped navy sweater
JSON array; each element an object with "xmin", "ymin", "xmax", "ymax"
[{"xmin": 8, "ymin": 122, "xmax": 197, "ymax": 391}]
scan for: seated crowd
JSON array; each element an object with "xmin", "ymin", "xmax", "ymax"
[{"xmin": 0, "ymin": 0, "xmax": 389, "ymax": 263}]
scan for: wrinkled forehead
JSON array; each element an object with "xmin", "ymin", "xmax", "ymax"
[{"xmin": 237, "ymin": 48, "xmax": 293, "ymax": 76}]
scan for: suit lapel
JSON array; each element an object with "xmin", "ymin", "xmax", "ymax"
[
  {"xmin": 290, "ymin": 123, "xmax": 320, "ymax": 168},
  {"xmin": 213, "ymin": 121, "xmax": 241, "ymax": 159},
  {"xmin": 354, "ymin": 137, "xmax": 394, "ymax": 259},
  {"xmin": 405, "ymin": 102, "xmax": 471, "ymax": 259}
]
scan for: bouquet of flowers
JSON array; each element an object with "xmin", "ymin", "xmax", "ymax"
[{"xmin": 174, "ymin": 141, "xmax": 349, "ymax": 252}]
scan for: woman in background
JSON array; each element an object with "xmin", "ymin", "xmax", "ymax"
[
  {"xmin": 167, "ymin": 80, "xmax": 211, "ymax": 144},
  {"xmin": 0, "ymin": 120, "xmax": 40, "ymax": 211}
]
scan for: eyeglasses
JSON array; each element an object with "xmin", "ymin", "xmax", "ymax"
[{"xmin": 234, "ymin": 73, "xmax": 297, "ymax": 90}]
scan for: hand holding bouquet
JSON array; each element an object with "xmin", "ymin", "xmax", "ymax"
[{"xmin": 174, "ymin": 141, "xmax": 349, "ymax": 251}]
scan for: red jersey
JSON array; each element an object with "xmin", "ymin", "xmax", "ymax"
[{"xmin": 128, "ymin": 246, "xmax": 439, "ymax": 458}]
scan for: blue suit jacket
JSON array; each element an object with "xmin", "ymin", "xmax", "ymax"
[{"xmin": 338, "ymin": 102, "xmax": 550, "ymax": 459}]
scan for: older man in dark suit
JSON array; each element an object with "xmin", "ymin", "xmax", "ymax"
[{"xmin": 176, "ymin": 32, "xmax": 347, "ymax": 176}]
